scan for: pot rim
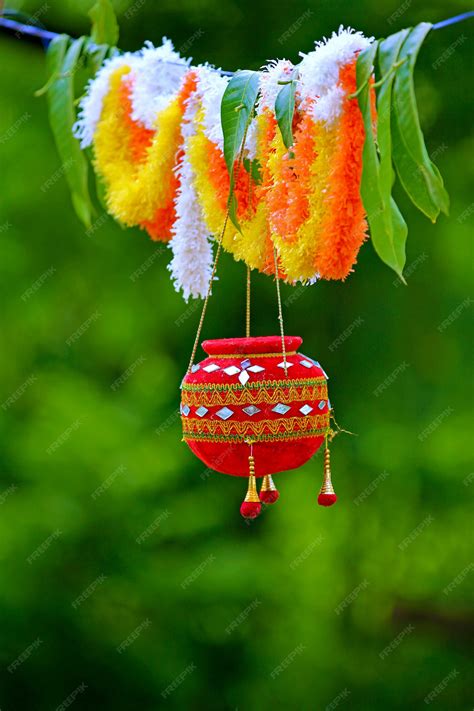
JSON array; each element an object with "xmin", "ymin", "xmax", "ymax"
[{"xmin": 201, "ymin": 335, "xmax": 302, "ymax": 356}]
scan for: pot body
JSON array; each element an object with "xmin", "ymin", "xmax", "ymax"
[{"xmin": 181, "ymin": 336, "xmax": 330, "ymax": 477}]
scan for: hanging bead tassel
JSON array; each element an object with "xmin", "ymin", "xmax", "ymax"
[
  {"xmin": 259, "ymin": 474, "xmax": 280, "ymax": 504},
  {"xmin": 318, "ymin": 441, "xmax": 337, "ymax": 507},
  {"xmin": 240, "ymin": 454, "xmax": 262, "ymax": 519}
]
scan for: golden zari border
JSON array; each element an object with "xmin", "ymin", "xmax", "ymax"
[
  {"xmin": 181, "ymin": 383, "xmax": 328, "ymax": 407},
  {"xmin": 183, "ymin": 427, "xmax": 328, "ymax": 443},
  {"xmin": 182, "ymin": 413, "xmax": 329, "ymax": 440},
  {"xmin": 182, "ymin": 377, "xmax": 326, "ymax": 392},
  {"xmin": 205, "ymin": 351, "xmax": 297, "ymax": 359}
]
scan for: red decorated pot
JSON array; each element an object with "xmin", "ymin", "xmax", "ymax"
[{"xmin": 181, "ymin": 336, "xmax": 330, "ymax": 477}]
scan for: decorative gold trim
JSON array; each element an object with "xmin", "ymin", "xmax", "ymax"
[
  {"xmin": 182, "ymin": 377, "xmax": 326, "ymax": 392},
  {"xmin": 182, "ymin": 413, "xmax": 329, "ymax": 439},
  {"xmin": 182, "ymin": 383, "xmax": 327, "ymax": 407},
  {"xmin": 204, "ymin": 351, "xmax": 297, "ymax": 359},
  {"xmin": 183, "ymin": 427, "xmax": 328, "ymax": 443}
]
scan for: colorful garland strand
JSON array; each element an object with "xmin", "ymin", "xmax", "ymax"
[{"xmin": 75, "ymin": 28, "xmax": 374, "ymax": 298}]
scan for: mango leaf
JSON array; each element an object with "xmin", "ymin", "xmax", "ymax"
[
  {"xmin": 221, "ymin": 71, "xmax": 260, "ymax": 230},
  {"xmin": 47, "ymin": 36, "xmax": 93, "ymax": 228},
  {"xmin": 391, "ymin": 110, "xmax": 439, "ymax": 221},
  {"xmin": 221, "ymin": 70, "xmax": 260, "ymax": 175},
  {"xmin": 35, "ymin": 34, "xmax": 69, "ymax": 97},
  {"xmin": 243, "ymin": 157, "xmax": 262, "ymax": 185},
  {"xmin": 393, "ymin": 23, "xmax": 449, "ymax": 215},
  {"xmin": 86, "ymin": 41, "xmax": 110, "ymax": 74},
  {"xmin": 357, "ymin": 41, "xmax": 407, "ymax": 280},
  {"xmin": 377, "ymin": 30, "xmax": 409, "ymax": 198},
  {"xmin": 275, "ymin": 70, "xmax": 298, "ymax": 149},
  {"xmin": 89, "ymin": 0, "xmax": 119, "ymax": 47}
]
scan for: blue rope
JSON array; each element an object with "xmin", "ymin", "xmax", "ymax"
[
  {"xmin": 0, "ymin": 10, "xmax": 472, "ymax": 63},
  {"xmin": 433, "ymin": 10, "xmax": 474, "ymax": 30}
]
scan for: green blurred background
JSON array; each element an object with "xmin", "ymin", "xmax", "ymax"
[{"xmin": 1, "ymin": 1, "xmax": 472, "ymax": 709}]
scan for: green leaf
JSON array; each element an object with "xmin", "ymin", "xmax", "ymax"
[
  {"xmin": 391, "ymin": 110, "xmax": 439, "ymax": 221},
  {"xmin": 275, "ymin": 71, "xmax": 297, "ymax": 149},
  {"xmin": 47, "ymin": 36, "xmax": 93, "ymax": 228},
  {"xmin": 221, "ymin": 70, "xmax": 260, "ymax": 175},
  {"xmin": 393, "ymin": 23, "xmax": 449, "ymax": 216},
  {"xmin": 377, "ymin": 30, "xmax": 409, "ymax": 198},
  {"xmin": 357, "ymin": 41, "xmax": 407, "ymax": 280},
  {"xmin": 243, "ymin": 157, "xmax": 262, "ymax": 185},
  {"xmin": 87, "ymin": 42, "xmax": 110, "ymax": 74},
  {"xmin": 221, "ymin": 70, "xmax": 260, "ymax": 230},
  {"xmin": 89, "ymin": 0, "xmax": 119, "ymax": 47},
  {"xmin": 35, "ymin": 34, "xmax": 70, "ymax": 97}
]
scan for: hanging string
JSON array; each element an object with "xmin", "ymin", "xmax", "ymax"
[
  {"xmin": 327, "ymin": 410, "xmax": 357, "ymax": 441},
  {"xmin": 246, "ymin": 265, "xmax": 251, "ymax": 338},
  {"xmin": 273, "ymin": 246, "xmax": 288, "ymax": 376},
  {"xmin": 186, "ymin": 119, "xmax": 253, "ymax": 372},
  {"xmin": 186, "ymin": 210, "xmax": 229, "ymax": 374}
]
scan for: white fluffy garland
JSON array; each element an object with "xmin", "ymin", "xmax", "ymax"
[
  {"xmin": 73, "ymin": 52, "xmax": 136, "ymax": 148},
  {"xmin": 299, "ymin": 26, "xmax": 373, "ymax": 125},
  {"xmin": 168, "ymin": 81, "xmax": 214, "ymax": 301},
  {"xmin": 129, "ymin": 39, "xmax": 190, "ymax": 129}
]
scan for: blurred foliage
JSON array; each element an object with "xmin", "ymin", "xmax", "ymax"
[{"xmin": 0, "ymin": 1, "xmax": 473, "ymax": 709}]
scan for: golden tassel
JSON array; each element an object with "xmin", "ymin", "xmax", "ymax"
[{"xmin": 318, "ymin": 440, "xmax": 337, "ymax": 507}]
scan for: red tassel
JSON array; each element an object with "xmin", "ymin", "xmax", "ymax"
[{"xmin": 259, "ymin": 474, "xmax": 280, "ymax": 504}]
